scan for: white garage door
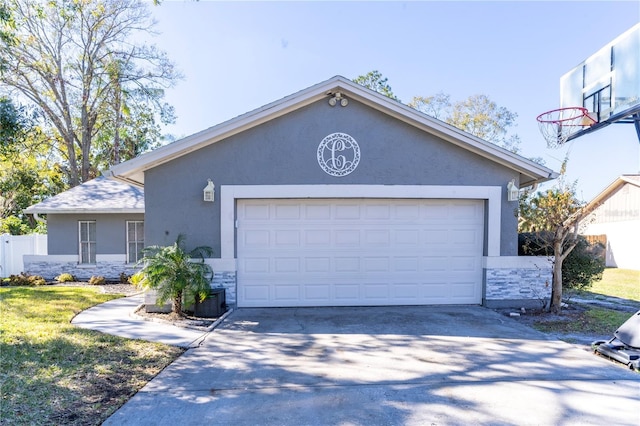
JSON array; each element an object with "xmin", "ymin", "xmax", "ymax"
[{"xmin": 237, "ymin": 199, "xmax": 484, "ymax": 307}]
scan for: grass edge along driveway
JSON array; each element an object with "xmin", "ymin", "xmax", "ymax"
[{"xmin": 0, "ymin": 286, "xmax": 184, "ymax": 426}]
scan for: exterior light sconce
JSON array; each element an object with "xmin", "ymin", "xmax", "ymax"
[
  {"xmin": 329, "ymin": 92, "xmax": 348, "ymax": 107},
  {"xmin": 507, "ymin": 179, "xmax": 519, "ymax": 202},
  {"xmin": 203, "ymin": 179, "xmax": 215, "ymax": 202}
]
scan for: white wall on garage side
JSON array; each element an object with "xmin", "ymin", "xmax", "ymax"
[{"xmin": 583, "ymin": 221, "xmax": 640, "ymax": 270}]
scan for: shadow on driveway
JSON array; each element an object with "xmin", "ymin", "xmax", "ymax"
[{"xmin": 105, "ymin": 306, "xmax": 640, "ymax": 426}]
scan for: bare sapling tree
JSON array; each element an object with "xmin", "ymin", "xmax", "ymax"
[{"xmin": 518, "ymin": 166, "xmax": 599, "ymax": 313}]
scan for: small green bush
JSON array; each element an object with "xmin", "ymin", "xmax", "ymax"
[
  {"xmin": 88, "ymin": 275, "xmax": 106, "ymax": 286},
  {"xmin": 55, "ymin": 273, "xmax": 76, "ymax": 283},
  {"xmin": 7, "ymin": 273, "xmax": 46, "ymax": 286},
  {"xmin": 562, "ymin": 237, "xmax": 605, "ymax": 293},
  {"xmin": 519, "ymin": 232, "xmax": 605, "ymax": 293}
]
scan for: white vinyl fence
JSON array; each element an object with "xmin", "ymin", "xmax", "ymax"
[{"xmin": 0, "ymin": 234, "xmax": 47, "ymax": 278}]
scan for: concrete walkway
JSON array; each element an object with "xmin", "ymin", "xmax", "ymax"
[{"xmin": 71, "ymin": 295, "xmax": 210, "ymax": 348}]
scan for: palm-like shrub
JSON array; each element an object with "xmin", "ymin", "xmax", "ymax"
[{"xmin": 132, "ymin": 235, "xmax": 213, "ymax": 316}]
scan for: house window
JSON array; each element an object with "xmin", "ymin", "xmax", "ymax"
[
  {"xmin": 79, "ymin": 221, "xmax": 96, "ymax": 264},
  {"xmin": 127, "ymin": 221, "xmax": 144, "ymax": 264}
]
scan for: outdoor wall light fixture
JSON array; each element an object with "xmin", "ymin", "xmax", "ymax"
[
  {"xmin": 203, "ymin": 179, "xmax": 215, "ymax": 202},
  {"xmin": 507, "ymin": 179, "xmax": 519, "ymax": 202},
  {"xmin": 329, "ymin": 92, "xmax": 348, "ymax": 107}
]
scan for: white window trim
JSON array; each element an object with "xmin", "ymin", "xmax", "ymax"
[
  {"xmin": 126, "ymin": 221, "xmax": 144, "ymax": 264},
  {"xmin": 220, "ymin": 185, "xmax": 502, "ymax": 262},
  {"xmin": 78, "ymin": 220, "xmax": 96, "ymax": 264}
]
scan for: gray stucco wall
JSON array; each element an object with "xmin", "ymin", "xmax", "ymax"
[
  {"xmin": 47, "ymin": 213, "xmax": 144, "ymax": 255},
  {"xmin": 145, "ymin": 98, "xmax": 519, "ymax": 255}
]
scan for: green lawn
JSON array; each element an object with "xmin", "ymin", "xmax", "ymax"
[
  {"xmin": 585, "ymin": 268, "xmax": 640, "ymax": 302},
  {"xmin": 533, "ymin": 308, "xmax": 633, "ymax": 335},
  {"xmin": 532, "ymin": 268, "xmax": 639, "ymax": 338},
  {"xmin": 0, "ymin": 286, "xmax": 184, "ymax": 426}
]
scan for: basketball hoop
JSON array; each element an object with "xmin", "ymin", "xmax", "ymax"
[{"xmin": 536, "ymin": 107, "xmax": 597, "ymax": 148}]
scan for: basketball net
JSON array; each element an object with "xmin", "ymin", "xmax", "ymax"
[{"xmin": 537, "ymin": 107, "xmax": 597, "ymax": 148}]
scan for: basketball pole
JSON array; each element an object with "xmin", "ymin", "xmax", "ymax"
[{"xmin": 634, "ymin": 113, "xmax": 640, "ymax": 173}]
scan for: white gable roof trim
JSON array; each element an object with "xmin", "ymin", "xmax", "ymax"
[
  {"xmin": 105, "ymin": 75, "xmax": 557, "ymax": 187},
  {"xmin": 585, "ymin": 174, "xmax": 640, "ymax": 212}
]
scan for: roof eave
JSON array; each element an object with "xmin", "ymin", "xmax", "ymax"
[
  {"xmin": 107, "ymin": 75, "xmax": 558, "ymax": 187},
  {"xmin": 24, "ymin": 208, "xmax": 144, "ymax": 215},
  {"xmin": 584, "ymin": 174, "xmax": 640, "ymax": 211}
]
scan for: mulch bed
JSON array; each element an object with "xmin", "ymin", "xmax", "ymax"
[
  {"xmin": 133, "ymin": 305, "xmax": 217, "ymax": 330},
  {"xmin": 49, "ymin": 281, "xmax": 141, "ymax": 296}
]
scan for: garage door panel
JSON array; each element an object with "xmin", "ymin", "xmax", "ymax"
[
  {"xmin": 305, "ymin": 284, "xmax": 330, "ymax": 300},
  {"xmin": 394, "ymin": 283, "xmax": 420, "ymax": 298},
  {"xmin": 274, "ymin": 285, "xmax": 300, "ymax": 301},
  {"xmin": 363, "ymin": 257, "xmax": 390, "ymax": 272},
  {"xmin": 395, "ymin": 230, "xmax": 419, "ymax": 245},
  {"xmin": 243, "ymin": 203, "xmax": 270, "ymax": 219},
  {"xmin": 242, "ymin": 285, "xmax": 270, "ymax": 302},
  {"xmin": 335, "ymin": 257, "xmax": 360, "ymax": 272},
  {"xmin": 305, "ymin": 204, "xmax": 332, "ymax": 219},
  {"xmin": 275, "ymin": 230, "xmax": 300, "ymax": 246},
  {"xmin": 305, "ymin": 230, "xmax": 331, "ymax": 245},
  {"xmin": 335, "ymin": 204, "xmax": 360, "ymax": 219},
  {"xmin": 242, "ymin": 257, "xmax": 270, "ymax": 273},
  {"xmin": 365, "ymin": 204, "xmax": 391, "ymax": 219},
  {"xmin": 335, "ymin": 230, "xmax": 360, "ymax": 246},
  {"xmin": 364, "ymin": 229, "xmax": 391, "ymax": 245},
  {"xmin": 393, "ymin": 257, "xmax": 420, "ymax": 272},
  {"xmin": 274, "ymin": 204, "xmax": 300, "ymax": 220},
  {"xmin": 305, "ymin": 257, "xmax": 331, "ymax": 272},
  {"xmin": 335, "ymin": 284, "xmax": 360, "ymax": 300},
  {"xmin": 237, "ymin": 199, "xmax": 483, "ymax": 307},
  {"xmin": 243, "ymin": 230, "xmax": 270, "ymax": 246},
  {"xmin": 274, "ymin": 257, "xmax": 299, "ymax": 273},
  {"xmin": 421, "ymin": 257, "xmax": 448, "ymax": 271},
  {"xmin": 364, "ymin": 284, "xmax": 389, "ymax": 299}
]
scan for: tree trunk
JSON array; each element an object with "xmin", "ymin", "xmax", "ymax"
[
  {"xmin": 172, "ymin": 291, "xmax": 183, "ymax": 316},
  {"xmin": 64, "ymin": 134, "xmax": 80, "ymax": 187},
  {"xmin": 550, "ymin": 240, "xmax": 564, "ymax": 313}
]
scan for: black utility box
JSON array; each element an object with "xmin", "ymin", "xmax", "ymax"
[{"xmin": 194, "ymin": 288, "xmax": 226, "ymax": 318}]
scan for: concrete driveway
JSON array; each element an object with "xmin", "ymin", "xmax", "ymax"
[{"xmin": 105, "ymin": 306, "xmax": 640, "ymax": 425}]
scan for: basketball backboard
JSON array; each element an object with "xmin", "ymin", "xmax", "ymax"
[{"xmin": 553, "ymin": 23, "xmax": 640, "ymax": 144}]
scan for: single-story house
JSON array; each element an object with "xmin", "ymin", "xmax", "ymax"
[
  {"xmin": 581, "ymin": 174, "xmax": 640, "ymax": 270},
  {"xmin": 25, "ymin": 76, "xmax": 558, "ymax": 307},
  {"xmin": 24, "ymin": 176, "xmax": 145, "ymax": 280}
]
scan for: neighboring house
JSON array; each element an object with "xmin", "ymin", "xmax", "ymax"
[
  {"xmin": 582, "ymin": 175, "xmax": 640, "ymax": 270},
  {"xmin": 101, "ymin": 76, "xmax": 558, "ymax": 308},
  {"xmin": 24, "ymin": 176, "xmax": 144, "ymax": 280}
]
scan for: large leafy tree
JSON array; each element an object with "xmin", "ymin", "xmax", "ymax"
[
  {"xmin": 0, "ymin": 97, "xmax": 65, "ymax": 234},
  {"xmin": 410, "ymin": 93, "xmax": 521, "ymax": 153},
  {"xmin": 353, "ymin": 70, "xmax": 399, "ymax": 101},
  {"xmin": 0, "ymin": 97, "xmax": 30, "ymax": 156},
  {"xmin": 353, "ymin": 71, "xmax": 521, "ymax": 153},
  {"xmin": 0, "ymin": 0, "xmax": 178, "ymax": 186}
]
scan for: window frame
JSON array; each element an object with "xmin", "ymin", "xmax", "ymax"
[
  {"xmin": 126, "ymin": 220, "xmax": 144, "ymax": 264},
  {"xmin": 78, "ymin": 220, "xmax": 97, "ymax": 264}
]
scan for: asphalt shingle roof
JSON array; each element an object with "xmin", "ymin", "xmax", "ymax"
[{"xmin": 24, "ymin": 176, "xmax": 144, "ymax": 214}]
